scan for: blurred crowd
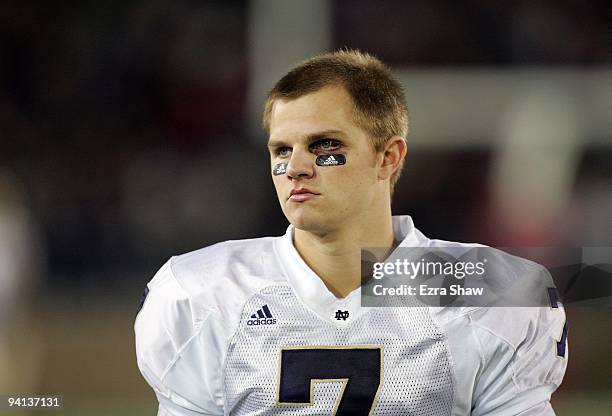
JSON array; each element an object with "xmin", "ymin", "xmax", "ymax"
[{"xmin": 0, "ymin": 0, "xmax": 610, "ymax": 292}]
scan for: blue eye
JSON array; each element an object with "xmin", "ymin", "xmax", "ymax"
[
  {"xmin": 310, "ymin": 139, "xmax": 341, "ymax": 152},
  {"xmin": 277, "ymin": 147, "xmax": 291, "ymax": 157}
]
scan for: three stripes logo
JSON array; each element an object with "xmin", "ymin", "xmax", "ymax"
[
  {"xmin": 247, "ymin": 304, "xmax": 277, "ymax": 326},
  {"xmin": 315, "ymin": 154, "xmax": 346, "ymax": 166}
]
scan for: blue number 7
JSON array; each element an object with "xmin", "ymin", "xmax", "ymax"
[
  {"xmin": 548, "ymin": 288, "xmax": 568, "ymax": 358},
  {"xmin": 276, "ymin": 346, "xmax": 383, "ymax": 415}
]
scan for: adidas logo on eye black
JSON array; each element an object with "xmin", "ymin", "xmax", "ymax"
[
  {"xmin": 321, "ymin": 155, "xmax": 338, "ymax": 165},
  {"xmin": 247, "ymin": 304, "xmax": 277, "ymax": 326},
  {"xmin": 316, "ymin": 154, "xmax": 346, "ymax": 166}
]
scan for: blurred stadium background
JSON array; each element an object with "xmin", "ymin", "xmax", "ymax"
[{"xmin": 0, "ymin": 0, "xmax": 610, "ymax": 414}]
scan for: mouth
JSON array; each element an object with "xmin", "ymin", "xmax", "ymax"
[{"xmin": 288, "ymin": 188, "xmax": 320, "ymax": 202}]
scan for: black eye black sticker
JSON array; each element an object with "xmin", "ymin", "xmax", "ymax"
[
  {"xmin": 273, "ymin": 162, "xmax": 288, "ymax": 175},
  {"xmin": 316, "ymin": 154, "xmax": 346, "ymax": 166}
]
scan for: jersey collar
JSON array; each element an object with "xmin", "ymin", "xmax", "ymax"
[{"xmin": 274, "ymin": 215, "xmax": 425, "ymax": 325}]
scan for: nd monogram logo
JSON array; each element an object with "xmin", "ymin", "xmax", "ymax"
[{"xmin": 335, "ymin": 310, "xmax": 350, "ymax": 321}]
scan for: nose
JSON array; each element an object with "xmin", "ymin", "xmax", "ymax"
[{"xmin": 286, "ymin": 148, "xmax": 314, "ymax": 180}]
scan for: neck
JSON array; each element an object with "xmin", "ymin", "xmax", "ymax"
[{"xmin": 293, "ymin": 211, "xmax": 395, "ymax": 298}]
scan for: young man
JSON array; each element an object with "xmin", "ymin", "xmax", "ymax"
[{"xmin": 135, "ymin": 50, "xmax": 567, "ymax": 415}]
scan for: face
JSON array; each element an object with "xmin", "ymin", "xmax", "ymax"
[{"xmin": 267, "ymin": 86, "xmax": 384, "ymax": 234}]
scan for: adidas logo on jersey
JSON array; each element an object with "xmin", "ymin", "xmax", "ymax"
[{"xmin": 247, "ymin": 304, "xmax": 277, "ymax": 326}]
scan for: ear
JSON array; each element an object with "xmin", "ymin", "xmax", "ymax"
[{"xmin": 377, "ymin": 136, "xmax": 407, "ymax": 181}]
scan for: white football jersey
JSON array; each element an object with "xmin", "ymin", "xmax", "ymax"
[{"xmin": 135, "ymin": 216, "xmax": 567, "ymax": 415}]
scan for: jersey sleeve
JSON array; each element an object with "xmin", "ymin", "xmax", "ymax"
[
  {"xmin": 469, "ymin": 304, "xmax": 568, "ymax": 416},
  {"xmin": 135, "ymin": 260, "xmax": 227, "ymax": 416}
]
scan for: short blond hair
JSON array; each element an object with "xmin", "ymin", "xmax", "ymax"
[{"xmin": 263, "ymin": 49, "xmax": 409, "ymax": 189}]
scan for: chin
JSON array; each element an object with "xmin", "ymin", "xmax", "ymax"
[{"xmin": 285, "ymin": 207, "xmax": 327, "ymax": 233}]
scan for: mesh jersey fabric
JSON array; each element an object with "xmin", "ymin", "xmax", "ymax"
[
  {"xmin": 135, "ymin": 215, "xmax": 567, "ymax": 415},
  {"xmin": 224, "ymin": 285, "xmax": 453, "ymax": 415}
]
